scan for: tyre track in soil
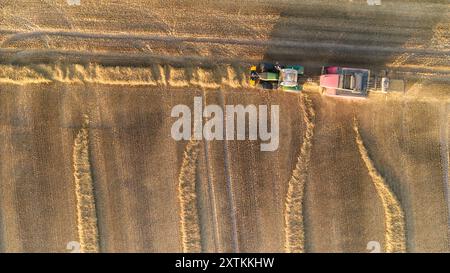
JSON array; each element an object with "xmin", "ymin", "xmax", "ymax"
[
  {"xmin": 218, "ymin": 90, "xmax": 240, "ymax": 253},
  {"xmin": 72, "ymin": 115, "xmax": 100, "ymax": 253},
  {"xmin": 177, "ymin": 140, "xmax": 202, "ymax": 253}
]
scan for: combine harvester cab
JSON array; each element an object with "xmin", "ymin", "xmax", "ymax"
[
  {"xmin": 319, "ymin": 66, "xmax": 370, "ymax": 98},
  {"xmin": 250, "ymin": 63, "xmax": 304, "ymax": 92}
]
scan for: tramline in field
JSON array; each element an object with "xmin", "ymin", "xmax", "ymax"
[{"xmin": 249, "ymin": 62, "xmax": 305, "ymax": 91}]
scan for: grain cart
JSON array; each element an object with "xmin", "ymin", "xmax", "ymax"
[
  {"xmin": 319, "ymin": 66, "xmax": 370, "ymax": 98},
  {"xmin": 249, "ymin": 62, "xmax": 304, "ymax": 91}
]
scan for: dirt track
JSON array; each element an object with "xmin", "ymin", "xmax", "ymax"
[{"xmin": 0, "ymin": 0, "xmax": 449, "ymax": 252}]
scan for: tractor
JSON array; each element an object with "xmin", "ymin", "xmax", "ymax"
[{"xmin": 249, "ymin": 62, "xmax": 304, "ymax": 91}]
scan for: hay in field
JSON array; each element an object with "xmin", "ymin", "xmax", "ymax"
[{"xmin": 178, "ymin": 140, "xmax": 202, "ymax": 253}]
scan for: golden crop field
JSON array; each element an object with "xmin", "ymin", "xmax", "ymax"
[{"xmin": 0, "ymin": 0, "xmax": 448, "ymax": 253}]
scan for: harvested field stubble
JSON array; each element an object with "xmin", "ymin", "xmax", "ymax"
[{"xmin": 0, "ymin": 0, "xmax": 448, "ymax": 253}]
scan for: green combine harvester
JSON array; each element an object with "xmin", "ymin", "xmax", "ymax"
[{"xmin": 249, "ymin": 62, "xmax": 304, "ymax": 91}]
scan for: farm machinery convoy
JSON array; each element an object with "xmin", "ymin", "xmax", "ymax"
[
  {"xmin": 249, "ymin": 62, "xmax": 395, "ymax": 98},
  {"xmin": 249, "ymin": 63, "xmax": 305, "ymax": 92}
]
